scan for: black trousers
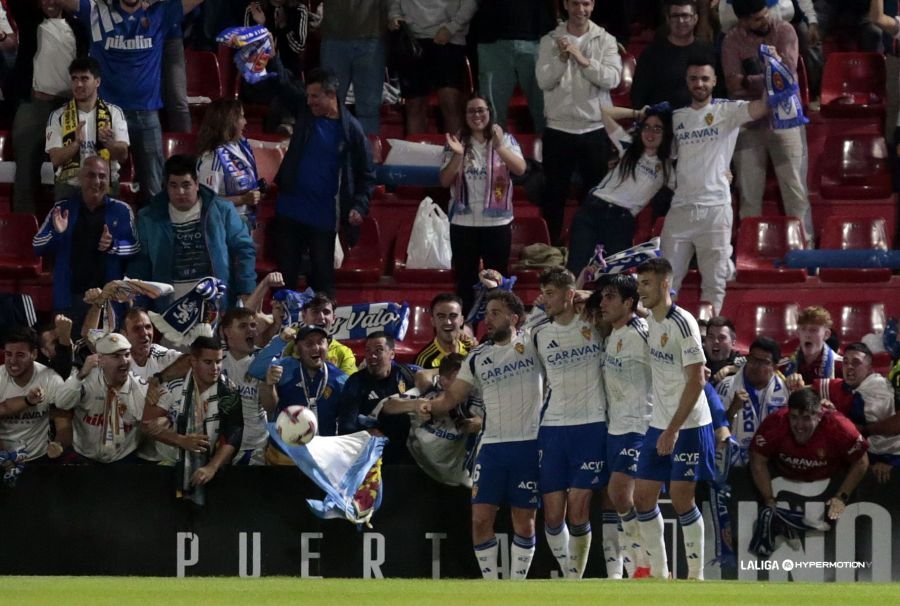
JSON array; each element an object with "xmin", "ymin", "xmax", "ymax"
[
  {"xmin": 565, "ymin": 197, "xmax": 636, "ymax": 277},
  {"xmin": 275, "ymin": 215, "xmax": 337, "ymax": 296},
  {"xmin": 450, "ymin": 223, "xmax": 512, "ymax": 314},
  {"xmin": 541, "ymin": 127, "xmax": 610, "ymax": 245}
]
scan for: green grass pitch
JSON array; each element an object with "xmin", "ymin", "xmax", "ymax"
[{"xmin": 0, "ymin": 577, "xmax": 896, "ymax": 606}]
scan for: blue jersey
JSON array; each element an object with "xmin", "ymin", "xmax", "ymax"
[
  {"xmin": 79, "ymin": 0, "xmax": 182, "ymax": 110},
  {"xmin": 274, "ymin": 359, "xmax": 347, "ymax": 437}
]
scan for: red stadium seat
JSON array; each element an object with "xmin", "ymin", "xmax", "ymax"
[
  {"xmin": 819, "ymin": 134, "xmax": 892, "ymax": 200},
  {"xmin": 797, "ymin": 55, "xmax": 810, "ymax": 111},
  {"xmin": 336, "ymin": 217, "xmax": 385, "ymax": 284},
  {"xmin": 734, "ymin": 217, "xmax": 807, "ymax": 283},
  {"xmin": 163, "ymin": 132, "xmax": 197, "ymax": 158},
  {"xmin": 733, "ymin": 301, "xmax": 800, "ymax": 354},
  {"xmin": 393, "ymin": 305, "xmax": 435, "ymax": 363},
  {"xmin": 185, "ymin": 50, "xmax": 224, "ymax": 101},
  {"xmin": 610, "ymin": 50, "xmax": 636, "ymax": 107},
  {"xmin": 817, "ymin": 216, "xmax": 892, "ymax": 282},
  {"xmin": 392, "ymin": 226, "xmax": 455, "ymax": 286},
  {"xmin": 509, "ymin": 217, "xmax": 551, "ymax": 284},
  {"xmin": 826, "ymin": 301, "xmax": 887, "ymax": 347},
  {"xmin": 820, "ymin": 52, "xmax": 886, "ymax": 119},
  {"xmin": 0, "ymin": 213, "xmax": 42, "ymax": 278}
]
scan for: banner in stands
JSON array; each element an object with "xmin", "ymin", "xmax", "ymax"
[{"xmin": 0, "ymin": 465, "xmax": 896, "ymax": 580}]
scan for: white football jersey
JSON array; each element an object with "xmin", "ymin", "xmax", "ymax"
[
  {"xmin": 55, "ymin": 368, "xmax": 147, "ymax": 463},
  {"xmin": 0, "ymin": 362, "xmax": 63, "ymax": 460},
  {"xmin": 534, "ymin": 318, "xmax": 606, "ymax": 426},
  {"xmin": 604, "ymin": 317, "xmax": 652, "ymax": 436},
  {"xmin": 646, "ymin": 305, "xmax": 711, "ymax": 430},
  {"xmin": 222, "ymin": 350, "xmax": 268, "ymax": 455},
  {"xmin": 130, "ymin": 344, "xmax": 182, "ymax": 381},
  {"xmin": 457, "ymin": 331, "xmax": 544, "ymax": 444},
  {"xmin": 671, "ymin": 99, "xmax": 752, "ymax": 208}
]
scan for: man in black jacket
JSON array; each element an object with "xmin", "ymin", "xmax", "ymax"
[{"xmin": 274, "ymin": 67, "xmax": 376, "ymax": 296}]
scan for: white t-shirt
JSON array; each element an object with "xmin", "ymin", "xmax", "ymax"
[
  {"xmin": 46, "ymin": 102, "xmax": 130, "ymax": 184},
  {"xmin": 56, "ymin": 368, "xmax": 147, "ymax": 463},
  {"xmin": 442, "ymin": 133, "xmax": 522, "ymax": 228},
  {"xmin": 604, "ymin": 317, "xmax": 653, "ymax": 436},
  {"xmin": 671, "ymin": 100, "xmax": 752, "ymax": 208},
  {"xmin": 457, "ymin": 331, "xmax": 544, "ymax": 444},
  {"xmin": 646, "ymin": 305, "xmax": 711, "ymax": 430},
  {"xmin": 0, "ymin": 363, "xmax": 63, "ymax": 461},
  {"xmin": 533, "ymin": 317, "xmax": 606, "ymax": 426},
  {"xmin": 591, "ymin": 127, "xmax": 674, "ymax": 215},
  {"xmin": 34, "ymin": 19, "xmax": 77, "ymax": 97},
  {"xmin": 222, "ymin": 350, "xmax": 268, "ymax": 455},
  {"xmin": 130, "ymin": 344, "xmax": 182, "ymax": 381}
]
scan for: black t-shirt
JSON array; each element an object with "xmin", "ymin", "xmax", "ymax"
[
  {"xmin": 70, "ymin": 202, "xmax": 107, "ymax": 296},
  {"xmin": 631, "ymin": 39, "xmax": 718, "ymax": 109}
]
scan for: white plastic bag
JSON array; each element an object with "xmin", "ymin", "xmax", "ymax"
[
  {"xmin": 405, "ymin": 197, "xmax": 452, "ymax": 269},
  {"xmin": 334, "ymin": 234, "xmax": 344, "ymax": 269}
]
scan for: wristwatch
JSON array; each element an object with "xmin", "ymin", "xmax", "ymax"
[{"xmin": 836, "ymin": 492, "xmax": 850, "ymax": 503}]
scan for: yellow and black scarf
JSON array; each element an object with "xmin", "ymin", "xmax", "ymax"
[{"xmin": 60, "ymin": 98, "xmax": 112, "ymax": 183}]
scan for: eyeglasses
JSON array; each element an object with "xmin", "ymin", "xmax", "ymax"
[
  {"xmin": 466, "ymin": 107, "xmax": 489, "ymax": 115},
  {"xmin": 669, "ymin": 12, "xmax": 696, "ymax": 21},
  {"xmin": 640, "ymin": 125, "xmax": 664, "ymax": 134}
]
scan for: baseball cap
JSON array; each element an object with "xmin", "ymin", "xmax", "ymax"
[
  {"xmin": 296, "ymin": 325, "xmax": 329, "ymax": 341},
  {"xmin": 95, "ymin": 333, "xmax": 131, "ymax": 354}
]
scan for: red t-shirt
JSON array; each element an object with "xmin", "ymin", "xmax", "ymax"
[
  {"xmin": 812, "ymin": 378, "xmax": 855, "ymax": 417},
  {"xmin": 750, "ymin": 408, "xmax": 867, "ymax": 481}
]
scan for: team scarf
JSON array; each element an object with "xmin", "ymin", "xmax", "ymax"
[
  {"xmin": 87, "ymin": 278, "xmax": 173, "ymax": 342},
  {"xmin": 216, "ymin": 138, "xmax": 259, "ymax": 196},
  {"xmin": 272, "ymin": 288, "xmax": 315, "ymax": 327},
  {"xmin": 782, "ymin": 344, "xmax": 838, "ymax": 380},
  {"xmin": 149, "ymin": 277, "xmax": 227, "ymax": 347},
  {"xmin": 749, "ymin": 505, "xmax": 831, "ymax": 559},
  {"xmin": 330, "ymin": 302, "xmax": 410, "ymax": 341},
  {"xmin": 709, "ymin": 435, "xmax": 739, "ymax": 568},
  {"xmin": 760, "ymin": 44, "xmax": 809, "ymax": 130},
  {"xmin": 60, "ymin": 98, "xmax": 112, "ymax": 184},
  {"xmin": 465, "ymin": 274, "xmax": 517, "ymax": 326},
  {"xmin": 581, "ymin": 238, "xmax": 661, "ymax": 285},
  {"xmin": 0, "ymin": 448, "xmax": 27, "ymax": 488},
  {"xmin": 98, "ymin": 379, "xmax": 129, "ymax": 463},
  {"xmin": 450, "ymin": 139, "xmax": 514, "ymax": 219},
  {"xmin": 216, "ymin": 26, "xmax": 277, "ymax": 84},
  {"xmin": 174, "ymin": 371, "xmax": 223, "ymax": 507},
  {"xmin": 725, "ymin": 369, "xmax": 789, "ymax": 466},
  {"xmin": 267, "ymin": 425, "xmax": 388, "ymax": 527}
]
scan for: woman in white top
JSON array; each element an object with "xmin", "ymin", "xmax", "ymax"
[
  {"xmin": 439, "ymin": 95, "xmax": 527, "ymax": 312},
  {"xmin": 566, "ymin": 105, "xmax": 675, "ymax": 277},
  {"xmin": 196, "ymin": 98, "xmax": 262, "ymax": 227}
]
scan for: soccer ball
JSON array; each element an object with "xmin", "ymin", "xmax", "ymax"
[{"xmin": 276, "ymin": 405, "xmax": 317, "ymax": 445}]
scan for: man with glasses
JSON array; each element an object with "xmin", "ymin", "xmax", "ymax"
[
  {"xmin": 129, "ymin": 154, "xmax": 256, "ymax": 309},
  {"xmin": 631, "ymin": 0, "xmax": 718, "ymax": 109},
  {"xmin": 717, "ymin": 336, "xmax": 789, "ymax": 466}
]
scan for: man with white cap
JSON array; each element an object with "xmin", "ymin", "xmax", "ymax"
[{"xmin": 55, "ymin": 332, "xmax": 148, "ymax": 463}]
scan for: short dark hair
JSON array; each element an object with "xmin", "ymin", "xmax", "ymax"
[
  {"xmin": 69, "ymin": 56, "xmax": 101, "ymax": 78},
  {"xmin": 123, "ymin": 306, "xmax": 150, "ymax": 327},
  {"xmin": 306, "ymin": 67, "xmax": 340, "ymax": 95},
  {"xmin": 706, "ymin": 316, "xmax": 736, "ymax": 338},
  {"xmin": 366, "ymin": 330, "xmax": 395, "ymax": 350},
  {"xmin": 788, "ymin": 387, "xmax": 822, "ymax": 414},
  {"xmin": 686, "ymin": 51, "xmax": 717, "ymax": 71},
  {"xmin": 599, "ymin": 274, "xmax": 639, "ymax": 311},
  {"xmin": 667, "ymin": 0, "xmax": 697, "ymax": 14},
  {"xmin": 165, "ymin": 154, "xmax": 198, "ymax": 182},
  {"xmin": 485, "ymin": 290, "xmax": 526, "ymax": 328},
  {"xmin": 844, "ymin": 342, "xmax": 873, "ymax": 360},
  {"xmin": 2, "ymin": 326, "xmax": 39, "ymax": 350},
  {"xmin": 538, "ymin": 266, "xmax": 576, "ymax": 290},
  {"xmin": 220, "ymin": 307, "xmax": 256, "ymax": 329},
  {"xmin": 304, "ymin": 292, "xmax": 336, "ymax": 312},
  {"xmin": 732, "ymin": 0, "xmax": 767, "ymax": 19},
  {"xmin": 190, "ymin": 336, "xmax": 222, "ymax": 355},
  {"xmin": 439, "ymin": 353, "xmax": 465, "ymax": 377},
  {"xmin": 749, "ymin": 336, "xmax": 780, "ymax": 365},
  {"xmin": 430, "ymin": 293, "xmax": 463, "ymax": 312},
  {"xmin": 636, "ymin": 257, "xmax": 673, "ymax": 278}
]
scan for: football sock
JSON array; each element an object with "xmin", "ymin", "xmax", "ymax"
[
  {"xmin": 567, "ymin": 521, "xmax": 592, "ymax": 579},
  {"xmin": 474, "ymin": 537, "xmax": 498, "ymax": 580},
  {"xmin": 544, "ymin": 522, "xmax": 569, "ymax": 576},
  {"xmin": 602, "ymin": 511, "xmax": 623, "ymax": 579},
  {"xmin": 510, "ymin": 534, "xmax": 536, "ymax": 580},
  {"xmin": 637, "ymin": 506, "xmax": 669, "ymax": 578},
  {"xmin": 679, "ymin": 506, "xmax": 705, "ymax": 580},
  {"xmin": 619, "ymin": 507, "xmax": 647, "ymax": 573}
]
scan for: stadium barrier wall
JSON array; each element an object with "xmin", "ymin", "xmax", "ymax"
[{"xmin": 0, "ymin": 464, "xmax": 896, "ymax": 581}]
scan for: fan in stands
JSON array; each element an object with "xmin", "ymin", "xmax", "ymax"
[{"xmin": 276, "ymin": 405, "xmax": 318, "ymax": 445}]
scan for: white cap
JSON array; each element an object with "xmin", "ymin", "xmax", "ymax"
[{"xmin": 95, "ymin": 333, "xmax": 131, "ymax": 355}]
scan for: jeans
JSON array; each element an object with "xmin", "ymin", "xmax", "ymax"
[
  {"xmin": 275, "ymin": 215, "xmax": 337, "ymax": 296},
  {"xmin": 478, "ymin": 40, "xmax": 544, "ymax": 132},
  {"xmin": 320, "ymin": 37, "xmax": 386, "ymax": 134},
  {"xmin": 123, "ymin": 109, "xmax": 164, "ymax": 201},
  {"xmin": 566, "ymin": 197, "xmax": 636, "ymax": 277}
]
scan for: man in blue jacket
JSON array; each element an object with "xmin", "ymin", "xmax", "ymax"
[
  {"xmin": 275, "ymin": 66, "xmax": 375, "ymax": 296},
  {"xmin": 33, "ymin": 156, "xmax": 139, "ymax": 332},
  {"xmin": 128, "ymin": 154, "xmax": 256, "ymax": 310}
]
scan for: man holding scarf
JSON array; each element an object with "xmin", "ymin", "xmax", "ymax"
[{"xmin": 46, "ymin": 56, "xmax": 129, "ymax": 201}]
